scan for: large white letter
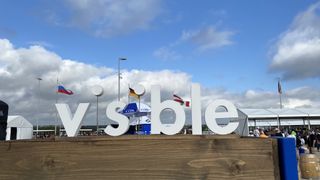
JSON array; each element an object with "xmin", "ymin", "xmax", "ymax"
[
  {"xmin": 205, "ymin": 100, "xmax": 239, "ymax": 135},
  {"xmin": 105, "ymin": 101, "xmax": 129, "ymax": 136},
  {"xmin": 151, "ymin": 85, "xmax": 185, "ymax": 135},
  {"xmin": 191, "ymin": 83, "xmax": 202, "ymax": 135},
  {"xmin": 55, "ymin": 103, "xmax": 90, "ymax": 137}
]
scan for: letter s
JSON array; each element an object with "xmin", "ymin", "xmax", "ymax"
[{"xmin": 105, "ymin": 101, "xmax": 129, "ymax": 136}]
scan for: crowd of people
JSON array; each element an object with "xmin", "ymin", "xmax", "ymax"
[{"xmin": 252, "ymin": 127, "xmax": 320, "ymax": 153}]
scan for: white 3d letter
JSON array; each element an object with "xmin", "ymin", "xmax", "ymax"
[
  {"xmin": 151, "ymin": 85, "xmax": 185, "ymax": 135},
  {"xmin": 55, "ymin": 103, "xmax": 90, "ymax": 137},
  {"xmin": 105, "ymin": 101, "xmax": 129, "ymax": 136},
  {"xmin": 205, "ymin": 100, "xmax": 239, "ymax": 135},
  {"xmin": 191, "ymin": 83, "xmax": 202, "ymax": 135}
]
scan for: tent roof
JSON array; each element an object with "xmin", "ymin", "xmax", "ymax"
[
  {"xmin": 296, "ymin": 108, "xmax": 320, "ymax": 117},
  {"xmin": 129, "ymin": 116, "xmax": 151, "ymax": 125},
  {"xmin": 239, "ymin": 108, "xmax": 320, "ymax": 119},
  {"xmin": 120, "ymin": 102, "xmax": 151, "ymax": 117},
  {"xmin": 7, "ymin": 116, "xmax": 33, "ymax": 128},
  {"xmin": 268, "ymin": 108, "xmax": 307, "ymax": 117},
  {"xmin": 238, "ymin": 109, "xmax": 277, "ymax": 118}
]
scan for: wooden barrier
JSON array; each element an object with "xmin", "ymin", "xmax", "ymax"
[
  {"xmin": 0, "ymin": 135, "xmax": 279, "ymax": 180},
  {"xmin": 300, "ymin": 154, "xmax": 320, "ymax": 179}
]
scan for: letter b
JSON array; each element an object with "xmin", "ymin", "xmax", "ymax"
[{"xmin": 151, "ymin": 85, "xmax": 185, "ymax": 135}]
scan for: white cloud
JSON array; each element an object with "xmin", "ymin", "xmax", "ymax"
[
  {"xmin": 27, "ymin": 41, "xmax": 53, "ymax": 48},
  {"xmin": 0, "ymin": 39, "xmax": 192, "ymax": 125},
  {"xmin": 284, "ymin": 99, "xmax": 312, "ymax": 108},
  {"xmin": 1, "ymin": 39, "xmax": 320, "ymax": 126},
  {"xmin": 62, "ymin": 0, "xmax": 162, "ymax": 37},
  {"xmin": 153, "ymin": 25, "xmax": 234, "ymax": 60},
  {"xmin": 180, "ymin": 26, "xmax": 234, "ymax": 51},
  {"xmin": 218, "ymin": 87, "xmax": 320, "ymax": 109},
  {"xmin": 270, "ymin": 2, "xmax": 320, "ymax": 80}
]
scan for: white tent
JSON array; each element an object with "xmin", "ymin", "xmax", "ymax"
[
  {"xmin": 129, "ymin": 116, "xmax": 151, "ymax": 126},
  {"xmin": 238, "ymin": 108, "xmax": 320, "ymax": 129},
  {"xmin": 6, "ymin": 116, "xmax": 33, "ymax": 140},
  {"xmin": 120, "ymin": 102, "xmax": 151, "ymax": 117}
]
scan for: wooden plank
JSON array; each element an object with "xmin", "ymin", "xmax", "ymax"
[
  {"xmin": 0, "ymin": 135, "xmax": 279, "ymax": 180},
  {"xmin": 272, "ymin": 137, "xmax": 280, "ymax": 180}
]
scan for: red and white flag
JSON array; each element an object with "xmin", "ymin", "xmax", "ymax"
[{"xmin": 173, "ymin": 94, "xmax": 190, "ymax": 107}]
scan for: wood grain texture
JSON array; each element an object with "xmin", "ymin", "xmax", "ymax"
[{"xmin": 0, "ymin": 135, "xmax": 279, "ymax": 180}]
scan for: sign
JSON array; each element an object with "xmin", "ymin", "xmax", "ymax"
[{"xmin": 55, "ymin": 83, "xmax": 239, "ymax": 137}]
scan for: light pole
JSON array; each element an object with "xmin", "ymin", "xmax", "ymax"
[
  {"xmin": 91, "ymin": 85, "xmax": 104, "ymax": 135},
  {"xmin": 36, "ymin": 77, "xmax": 42, "ymax": 139},
  {"xmin": 118, "ymin": 57, "xmax": 127, "ymax": 101}
]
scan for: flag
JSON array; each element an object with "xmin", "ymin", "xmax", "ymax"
[
  {"xmin": 129, "ymin": 87, "xmax": 139, "ymax": 99},
  {"xmin": 185, "ymin": 101, "xmax": 190, "ymax": 107},
  {"xmin": 278, "ymin": 80, "xmax": 282, "ymax": 94},
  {"xmin": 173, "ymin": 94, "xmax": 184, "ymax": 105},
  {"xmin": 173, "ymin": 94, "xmax": 190, "ymax": 107},
  {"xmin": 57, "ymin": 85, "xmax": 73, "ymax": 95}
]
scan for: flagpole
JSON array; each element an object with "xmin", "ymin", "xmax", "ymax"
[
  {"xmin": 128, "ymin": 84, "xmax": 130, "ymax": 104},
  {"xmin": 55, "ymin": 77, "xmax": 59, "ymax": 136},
  {"xmin": 36, "ymin": 77, "xmax": 42, "ymax": 139},
  {"xmin": 96, "ymin": 95, "xmax": 99, "ymax": 135},
  {"xmin": 278, "ymin": 78, "xmax": 283, "ymax": 109},
  {"xmin": 56, "ymin": 77, "xmax": 66, "ymax": 135},
  {"xmin": 138, "ymin": 96, "xmax": 141, "ymax": 133},
  {"xmin": 91, "ymin": 85, "xmax": 103, "ymax": 136},
  {"xmin": 279, "ymin": 92, "xmax": 282, "ymax": 109},
  {"xmin": 127, "ymin": 84, "xmax": 131, "ymax": 131}
]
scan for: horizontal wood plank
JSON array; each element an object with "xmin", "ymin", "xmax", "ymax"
[{"xmin": 0, "ymin": 135, "xmax": 279, "ymax": 180}]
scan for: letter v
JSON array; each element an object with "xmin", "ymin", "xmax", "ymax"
[{"xmin": 55, "ymin": 103, "xmax": 90, "ymax": 137}]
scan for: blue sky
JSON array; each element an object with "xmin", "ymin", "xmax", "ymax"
[
  {"xmin": 1, "ymin": 0, "xmax": 320, "ymax": 124},
  {"xmin": 0, "ymin": 0, "xmax": 313, "ymax": 90}
]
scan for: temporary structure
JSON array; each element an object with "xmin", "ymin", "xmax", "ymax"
[
  {"xmin": 6, "ymin": 116, "xmax": 33, "ymax": 140},
  {"xmin": 237, "ymin": 108, "xmax": 320, "ymax": 136},
  {"xmin": 119, "ymin": 102, "xmax": 151, "ymax": 135},
  {"xmin": 129, "ymin": 116, "xmax": 151, "ymax": 126},
  {"xmin": 119, "ymin": 102, "xmax": 151, "ymax": 117}
]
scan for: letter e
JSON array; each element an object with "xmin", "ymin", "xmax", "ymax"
[{"xmin": 205, "ymin": 100, "xmax": 239, "ymax": 135}]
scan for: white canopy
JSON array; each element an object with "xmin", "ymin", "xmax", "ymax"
[
  {"xmin": 120, "ymin": 102, "xmax": 151, "ymax": 117},
  {"xmin": 238, "ymin": 108, "xmax": 320, "ymax": 127},
  {"xmin": 7, "ymin": 116, "xmax": 33, "ymax": 128},
  {"xmin": 269, "ymin": 108, "xmax": 307, "ymax": 118},
  {"xmin": 238, "ymin": 108, "xmax": 320, "ymax": 119},
  {"xmin": 239, "ymin": 109, "xmax": 277, "ymax": 118},
  {"xmin": 6, "ymin": 116, "xmax": 33, "ymax": 140},
  {"xmin": 129, "ymin": 116, "xmax": 151, "ymax": 125}
]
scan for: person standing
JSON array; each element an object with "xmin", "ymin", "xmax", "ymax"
[
  {"xmin": 307, "ymin": 131, "xmax": 316, "ymax": 154},
  {"xmin": 259, "ymin": 129, "xmax": 268, "ymax": 138},
  {"xmin": 274, "ymin": 128, "xmax": 284, "ymax": 137},
  {"xmin": 253, "ymin": 128, "xmax": 260, "ymax": 137},
  {"xmin": 300, "ymin": 135, "xmax": 305, "ymax": 146},
  {"xmin": 316, "ymin": 131, "xmax": 320, "ymax": 152}
]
